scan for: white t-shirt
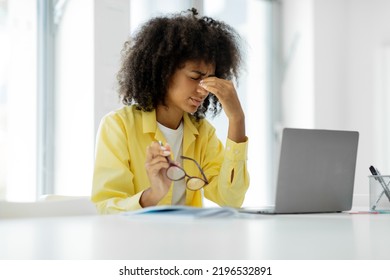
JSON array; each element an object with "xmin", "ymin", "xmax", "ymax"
[{"xmin": 157, "ymin": 121, "xmax": 186, "ymax": 205}]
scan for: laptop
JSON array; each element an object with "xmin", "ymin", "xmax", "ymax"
[{"xmin": 241, "ymin": 128, "xmax": 359, "ymax": 214}]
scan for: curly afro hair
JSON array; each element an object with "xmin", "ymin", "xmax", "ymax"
[{"xmin": 117, "ymin": 8, "xmax": 242, "ymax": 120}]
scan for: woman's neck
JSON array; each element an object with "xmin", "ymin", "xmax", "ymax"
[{"xmin": 156, "ymin": 105, "xmax": 183, "ymax": 129}]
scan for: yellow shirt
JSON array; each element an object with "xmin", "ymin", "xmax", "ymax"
[{"xmin": 91, "ymin": 105, "xmax": 249, "ymax": 214}]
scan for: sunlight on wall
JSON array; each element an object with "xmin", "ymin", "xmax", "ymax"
[
  {"xmin": 54, "ymin": 0, "xmax": 94, "ymax": 196},
  {"xmin": 1, "ymin": 0, "xmax": 37, "ymax": 201}
]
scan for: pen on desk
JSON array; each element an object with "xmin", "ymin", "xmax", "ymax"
[{"xmin": 369, "ymin": 166, "xmax": 390, "ymax": 209}]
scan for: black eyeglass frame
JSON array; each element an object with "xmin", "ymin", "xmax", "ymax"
[{"xmin": 165, "ymin": 156, "xmax": 209, "ymax": 190}]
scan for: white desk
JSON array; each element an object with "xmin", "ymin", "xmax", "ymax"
[{"xmin": 0, "ymin": 213, "xmax": 389, "ymax": 259}]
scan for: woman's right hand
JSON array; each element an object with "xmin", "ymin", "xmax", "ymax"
[{"xmin": 140, "ymin": 141, "xmax": 172, "ymax": 207}]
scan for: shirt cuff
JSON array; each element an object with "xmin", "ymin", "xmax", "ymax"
[
  {"xmin": 116, "ymin": 191, "xmax": 144, "ymax": 211},
  {"xmin": 225, "ymin": 137, "xmax": 248, "ymax": 161}
]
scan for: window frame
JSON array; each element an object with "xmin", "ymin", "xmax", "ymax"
[{"xmin": 37, "ymin": 0, "xmax": 56, "ymax": 197}]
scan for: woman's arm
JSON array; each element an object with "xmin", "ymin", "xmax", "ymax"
[{"xmin": 201, "ymin": 125, "xmax": 250, "ymax": 208}]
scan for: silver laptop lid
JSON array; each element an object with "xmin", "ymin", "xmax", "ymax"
[{"xmin": 274, "ymin": 128, "xmax": 359, "ymax": 213}]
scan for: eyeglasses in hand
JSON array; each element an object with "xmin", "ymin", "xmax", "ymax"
[{"xmin": 165, "ymin": 155, "xmax": 209, "ymax": 191}]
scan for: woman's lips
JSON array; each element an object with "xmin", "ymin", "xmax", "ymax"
[{"xmin": 190, "ymin": 97, "xmax": 202, "ymax": 107}]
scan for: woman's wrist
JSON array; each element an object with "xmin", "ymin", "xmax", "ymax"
[
  {"xmin": 227, "ymin": 114, "xmax": 246, "ymax": 143},
  {"xmin": 139, "ymin": 187, "xmax": 163, "ymax": 207}
]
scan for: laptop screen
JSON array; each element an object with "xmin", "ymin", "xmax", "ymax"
[{"xmin": 274, "ymin": 128, "xmax": 359, "ymax": 213}]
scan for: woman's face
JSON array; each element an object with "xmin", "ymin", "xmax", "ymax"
[{"xmin": 165, "ymin": 60, "xmax": 215, "ymax": 115}]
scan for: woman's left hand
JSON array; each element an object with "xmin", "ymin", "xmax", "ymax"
[
  {"xmin": 199, "ymin": 77, "xmax": 246, "ymax": 143},
  {"xmin": 199, "ymin": 77, "xmax": 244, "ymax": 122}
]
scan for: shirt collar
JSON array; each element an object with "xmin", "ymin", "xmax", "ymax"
[{"xmin": 141, "ymin": 109, "xmax": 199, "ymax": 138}]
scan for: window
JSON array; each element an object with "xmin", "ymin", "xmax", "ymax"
[
  {"xmin": 0, "ymin": 0, "xmax": 38, "ymax": 201},
  {"xmin": 50, "ymin": 0, "xmax": 95, "ymax": 196}
]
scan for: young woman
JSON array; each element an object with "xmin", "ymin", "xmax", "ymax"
[{"xmin": 91, "ymin": 8, "xmax": 249, "ymax": 214}]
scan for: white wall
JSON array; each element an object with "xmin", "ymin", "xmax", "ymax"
[
  {"xmin": 281, "ymin": 0, "xmax": 390, "ymax": 208},
  {"xmin": 280, "ymin": 0, "xmax": 314, "ymax": 128},
  {"xmin": 94, "ymin": 0, "xmax": 129, "ymax": 135}
]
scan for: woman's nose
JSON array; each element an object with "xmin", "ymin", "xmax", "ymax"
[
  {"xmin": 197, "ymin": 85, "xmax": 208, "ymax": 97},
  {"xmin": 196, "ymin": 88, "xmax": 208, "ymax": 98}
]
